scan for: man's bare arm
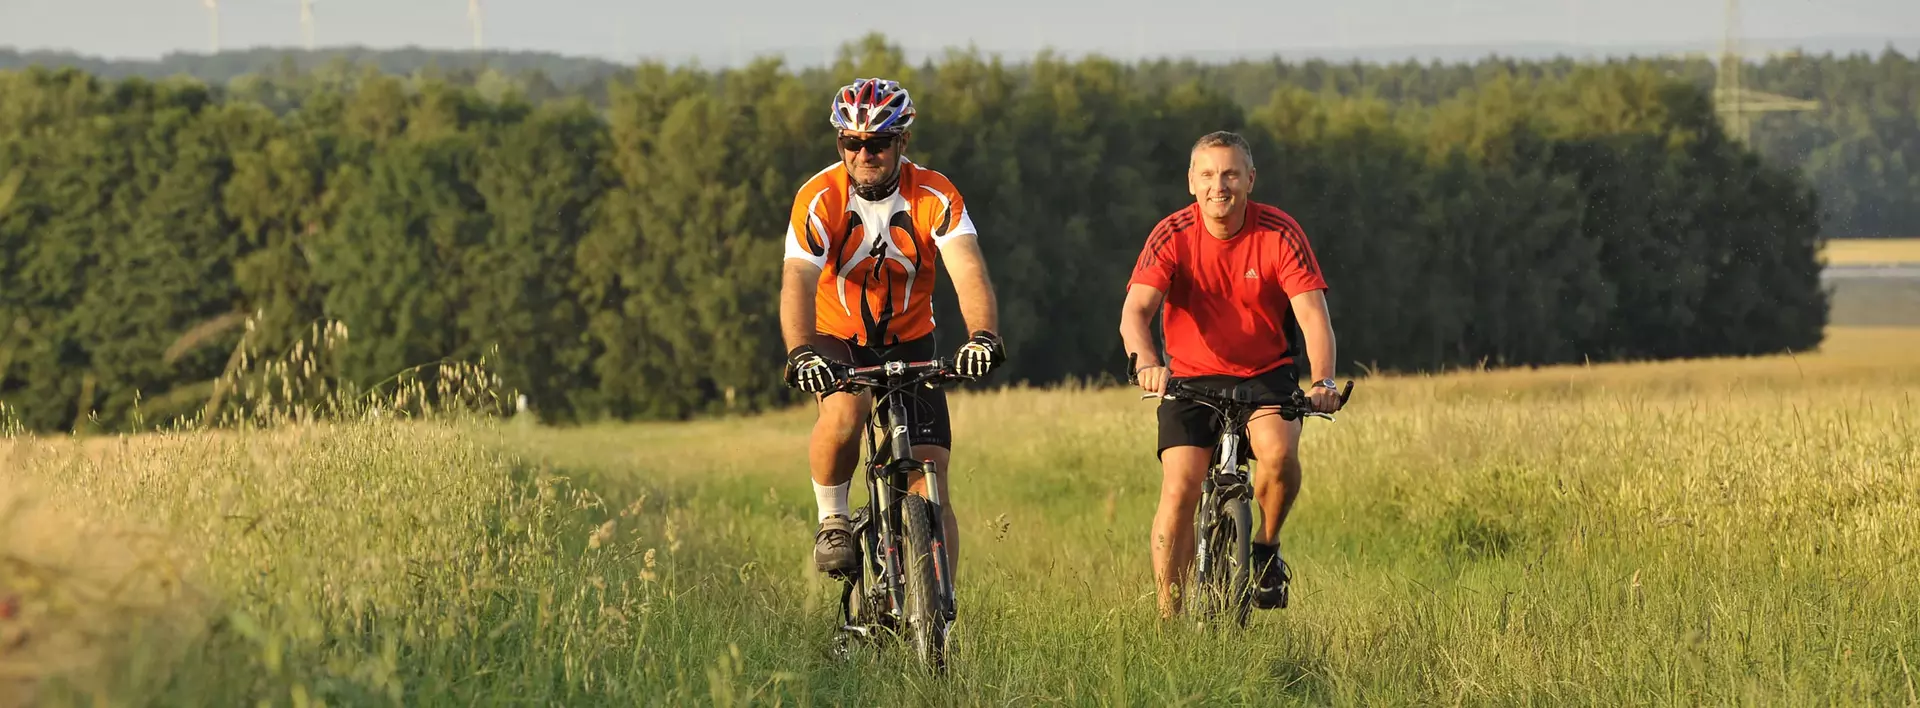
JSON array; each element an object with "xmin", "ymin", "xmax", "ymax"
[
  {"xmin": 1289, "ymin": 289, "xmax": 1336, "ymax": 383},
  {"xmin": 1120, "ymin": 283, "xmax": 1166, "ymax": 367},
  {"xmin": 781, "ymin": 259, "xmax": 823, "ymax": 351},
  {"xmin": 939, "ymin": 234, "xmax": 999, "ymax": 334}
]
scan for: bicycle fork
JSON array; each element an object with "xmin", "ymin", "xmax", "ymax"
[
  {"xmin": 882, "ymin": 393, "xmax": 956, "ymax": 621},
  {"xmin": 1196, "ymin": 430, "xmax": 1244, "ymax": 584},
  {"xmin": 1197, "ymin": 429, "xmax": 1253, "ymax": 605},
  {"xmin": 924, "ymin": 458, "xmax": 955, "ymax": 621}
]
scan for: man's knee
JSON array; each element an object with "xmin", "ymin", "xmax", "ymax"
[
  {"xmin": 1252, "ymin": 442, "xmax": 1299, "ymax": 471},
  {"xmin": 1159, "ymin": 446, "xmax": 1209, "ymax": 503},
  {"xmin": 815, "ymin": 394, "xmax": 867, "ymax": 440},
  {"xmin": 1248, "ymin": 415, "xmax": 1301, "ymax": 470}
]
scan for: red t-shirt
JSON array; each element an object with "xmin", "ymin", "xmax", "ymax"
[{"xmin": 1127, "ymin": 202, "xmax": 1329, "ymax": 379}]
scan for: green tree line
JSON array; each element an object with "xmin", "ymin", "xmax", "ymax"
[
  {"xmin": 10, "ymin": 41, "xmax": 1910, "ymax": 237},
  {"xmin": 0, "ymin": 36, "xmax": 1824, "ymax": 433},
  {"xmin": 1131, "ymin": 48, "xmax": 1920, "ymax": 238}
]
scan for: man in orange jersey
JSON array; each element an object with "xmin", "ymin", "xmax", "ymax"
[
  {"xmin": 780, "ymin": 77, "xmax": 1004, "ymax": 577},
  {"xmin": 1120, "ymin": 130, "xmax": 1344, "ymax": 618}
]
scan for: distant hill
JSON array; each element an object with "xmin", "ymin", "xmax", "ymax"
[
  {"xmin": 5, "ymin": 34, "xmax": 1917, "ymax": 90},
  {"xmin": 0, "ymin": 45, "xmax": 631, "ymax": 90}
]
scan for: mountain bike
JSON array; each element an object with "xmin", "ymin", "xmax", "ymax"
[
  {"xmin": 818, "ymin": 357, "xmax": 965, "ymax": 672},
  {"xmin": 1128, "ymin": 353, "xmax": 1352, "ymax": 627}
]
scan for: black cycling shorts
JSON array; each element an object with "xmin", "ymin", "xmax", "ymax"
[
  {"xmin": 1157, "ymin": 362, "xmax": 1301, "ymax": 460},
  {"xmin": 818, "ymin": 335, "xmax": 952, "ymax": 450}
]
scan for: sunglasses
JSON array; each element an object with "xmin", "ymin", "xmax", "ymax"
[{"xmin": 837, "ymin": 133, "xmax": 900, "ymax": 154}]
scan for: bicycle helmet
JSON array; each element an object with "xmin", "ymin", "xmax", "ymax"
[{"xmin": 830, "ymin": 77, "xmax": 916, "ymax": 134}]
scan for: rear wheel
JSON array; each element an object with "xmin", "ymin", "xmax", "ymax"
[
  {"xmin": 845, "ymin": 509, "xmax": 876, "ymax": 602},
  {"xmin": 900, "ymin": 493, "xmax": 948, "ymax": 671},
  {"xmin": 832, "ymin": 508, "xmax": 883, "ymax": 661}
]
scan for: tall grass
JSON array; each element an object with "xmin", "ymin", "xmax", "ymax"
[{"xmin": 3, "ymin": 327, "xmax": 1917, "ymax": 705}]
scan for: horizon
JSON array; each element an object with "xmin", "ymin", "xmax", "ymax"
[
  {"xmin": 5, "ymin": 33, "xmax": 1917, "ymax": 71},
  {"xmin": 2, "ymin": 0, "xmax": 1916, "ymax": 69}
]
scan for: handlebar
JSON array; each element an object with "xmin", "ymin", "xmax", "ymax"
[
  {"xmin": 835, "ymin": 358, "xmax": 965, "ymax": 393},
  {"xmin": 1126, "ymin": 352, "xmax": 1353, "ymax": 421}
]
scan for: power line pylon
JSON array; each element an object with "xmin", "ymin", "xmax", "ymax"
[{"xmin": 1713, "ymin": 0, "xmax": 1818, "ymax": 144}]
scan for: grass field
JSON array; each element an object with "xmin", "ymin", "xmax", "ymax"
[
  {"xmin": 4, "ymin": 327, "xmax": 1919, "ymax": 705},
  {"xmin": 1824, "ymin": 238, "xmax": 1920, "ymax": 266}
]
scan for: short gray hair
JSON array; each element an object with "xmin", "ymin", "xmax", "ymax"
[{"xmin": 1191, "ymin": 130, "xmax": 1254, "ymax": 169}]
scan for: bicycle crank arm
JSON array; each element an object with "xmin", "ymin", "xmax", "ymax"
[{"xmin": 838, "ymin": 624, "xmax": 880, "ymax": 639}]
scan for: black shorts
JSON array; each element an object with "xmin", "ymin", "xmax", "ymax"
[
  {"xmin": 1157, "ymin": 362, "xmax": 1301, "ymax": 460},
  {"xmin": 819, "ymin": 335, "xmax": 952, "ymax": 450}
]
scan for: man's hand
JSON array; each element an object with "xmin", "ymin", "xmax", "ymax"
[
  {"xmin": 1134, "ymin": 362, "xmax": 1169, "ymax": 396},
  {"xmin": 785, "ymin": 344, "xmax": 844, "ymax": 394},
  {"xmin": 954, "ymin": 330, "xmax": 1004, "ymax": 379},
  {"xmin": 1307, "ymin": 380, "xmax": 1344, "ymax": 413}
]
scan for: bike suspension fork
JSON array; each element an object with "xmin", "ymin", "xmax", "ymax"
[
  {"xmin": 1198, "ymin": 431, "xmax": 1244, "ymax": 581},
  {"xmin": 889, "ymin": 391, "xmax": 955, "ymax": 616}
]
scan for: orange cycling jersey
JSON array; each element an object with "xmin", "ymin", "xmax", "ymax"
[{"xmin": 783, "ymin": 158, "xmax": 978, "ymax": 346}]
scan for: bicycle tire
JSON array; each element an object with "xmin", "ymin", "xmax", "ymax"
[
  {"xmin": 1221, "ymin": 496, "xmax": 1254, "ymax": 627},
  {"xmin": 843, "ymin": 509, "xmax": 883, "ymax": 627},
  {"xmin": 900, "ymin": 493, "xmax": 949, "ymax": 671},
  {"xmin": 1193, "ymin": 493, "xmax": 1254, "ymax": 626},
  {"xmin": 1191, "ymin": 495, "xmax": 1226, "ymax": 620}
]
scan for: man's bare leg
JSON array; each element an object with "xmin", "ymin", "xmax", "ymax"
[
  {"xmin": 1246, "ymin": 410, "xmax": 1304, "ymax": 607},
  {"xmin": 1152, "ymin": 446, "xmax": 1210, "ymax": 618},
  {"xmin": 808, "ymin": 339, "xmax": 866, "ymax": 575},
  {"xmin": 1246, "ymin": 412, "xmax": 1304, "ymax": 544}
]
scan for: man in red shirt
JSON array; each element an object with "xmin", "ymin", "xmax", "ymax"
[{"xmin": 1119, "ymin": 130, "xmax": 1344, "ymax": 619}]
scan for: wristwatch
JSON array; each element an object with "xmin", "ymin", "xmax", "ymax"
[{"xmin": 1313, "ymin": 378, "xmax": 1338, "ymax": 393}]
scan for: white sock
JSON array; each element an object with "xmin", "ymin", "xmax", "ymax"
[{"xmin": 813, "ymin": 480, "xmax": 851, "ymax": 521}]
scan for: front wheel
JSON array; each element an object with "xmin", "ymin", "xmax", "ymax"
[
  {"xmin": 1194, "ymin": 491, "xmax": 1253, "ymax": 627},
  {"xmin": 900, "ymin": 493, "xmax": 949, "ymax": 671}
]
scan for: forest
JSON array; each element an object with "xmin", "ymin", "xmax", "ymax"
[
  {"xmin": 0, "ymin": 34, "xmax": 1859, "ymax": 432},
  {"xmin": 7, "ymin": 37, "xmax": 1912, "ymax": 237}
]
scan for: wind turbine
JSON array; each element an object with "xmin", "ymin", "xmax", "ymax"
[
  {"xmin": 301, "ymin": 0, "xmax": 316, "ymax": 51},
  {"xmin": 467, "ymin": 0, "xmax": 484, "ymax": 51},
  {"xmin": 204, "ymin": 0, "xmax": 220, "ymax": 53}
]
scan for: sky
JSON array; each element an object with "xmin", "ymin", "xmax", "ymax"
[{"xmin": 1, "ymin": 0, "xmax": 1916, "ymax": 66}]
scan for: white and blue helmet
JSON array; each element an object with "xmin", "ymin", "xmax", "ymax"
[{"xmin": 830, "ymin": 77, "xmax": 916, "ymax": 133}]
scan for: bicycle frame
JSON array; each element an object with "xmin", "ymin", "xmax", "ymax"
[
  {"xmin": 835, "ymin": 358, "xmax": 959, "ymax": 641},
  {"xmin": 1127, "ymin": 353, "xmax": 1350, "ymax": 621},
  {"xmin": 1191, "ymin": 384, "xmax": 1260, "ymax": 603}
]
